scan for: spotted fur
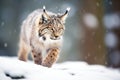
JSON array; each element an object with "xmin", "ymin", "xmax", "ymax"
[{"xmin": 18, "ymin": 6, "xmax": 70, "ymax": 67}]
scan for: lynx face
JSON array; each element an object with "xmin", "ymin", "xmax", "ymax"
[
  {"xmin": 38, "ymin": 15, "xmax": 65, "ymax": 40},
  {"xmin": 36, "ymin": 7, "xmax": 70, "ymax": 41}
]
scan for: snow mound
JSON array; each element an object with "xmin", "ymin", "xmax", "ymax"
[{"xmin": 0, "ymin": 57, "xmax": 120, "ymax": 80}]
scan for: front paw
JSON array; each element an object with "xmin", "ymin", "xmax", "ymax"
[{"xmin": 48, "ymin": 48, "xmax": 60, "ymax": 54}]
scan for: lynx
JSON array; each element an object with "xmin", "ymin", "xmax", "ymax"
[{"xmin": 18, "ymin": 6, "xmax": 70, "ymax": 67}]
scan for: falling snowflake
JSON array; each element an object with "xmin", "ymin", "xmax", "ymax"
[
  {"xmin": 1, "ymin": 22, "xmax": 5, "ymax": 27},
  {"xmin": 83, "ymin": 13, "xmax": 99, "ymax": 28},
  {"xmin": 98, "ymin": 45, "xmax": 101, "ymax": 49},
  {"xmin": 105, "ymin": 32, "xmax": 117, "ymax": 48},
  {"xmin": 4, "ymin": 43, "xmax": 8, "ymax": 47},
  {"xmin": 96, "ymin": 2, "xmax": 100, "ymax": 7},
  {"xmin": 109, "ymin": 1, "xmax": 112, "ymax": 5}
]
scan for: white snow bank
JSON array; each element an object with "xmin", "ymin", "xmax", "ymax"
[{"xmin": 0, "ymin": 56, "xmax": 120, "ymax": 80}]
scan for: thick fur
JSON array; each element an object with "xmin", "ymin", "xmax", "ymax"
[{"xmin": 18, "ymin": 9, "xmax": 68, "ymax": 67}]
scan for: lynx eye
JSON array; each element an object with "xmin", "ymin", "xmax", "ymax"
[
  {"xmin": 44, "ymin": 28, "xmax": 49, "ymax": 32},
  {"xmin": 39, "ymin": 33, "xmax": 42, "ymax": 37},
  {"xmin": 42, "ymin": 36, "xmax": 46, "ymax": 41},
  {"xmin": 51, "ymin": 28, "xmax": 54, "ymax": 32}
]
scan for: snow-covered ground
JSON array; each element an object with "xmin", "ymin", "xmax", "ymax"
[{"xmin": 0, "ymin": 57, "xmax": 120, "ymax": 80}]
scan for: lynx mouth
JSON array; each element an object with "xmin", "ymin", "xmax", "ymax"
[{"xmin": 50, "ymin": 37, "xmax": 60, "ymax": 40}]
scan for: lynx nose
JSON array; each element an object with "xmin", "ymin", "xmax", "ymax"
[
  {"xmin": 54, "ymin": 35, "xmax": 60, "ymax": 40},
  {"xmin": 55, "ymin": 35, "xmax": 59, "ymax": 38},
  {"xmin": 55, "ymin": 32, "xmax": 60, "ymax": 36},
  {"xmin": 54, "ymin": 33, "xmax": 59, "ymax": 38}
]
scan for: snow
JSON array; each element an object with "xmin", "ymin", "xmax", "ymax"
[
  {"xmin": 1, "ymin": 22, "xmax": 5, "ymax": 27},
  {"xmin": 96, "ymin": 2, "xmax": 100, "ymax": 7},
  {"xmin": 109, "ymin": 1, "xmax": 113, "ymax": 5},
  {"xmin": 105, "ymin": 32, "xmax": 118, "ymax": 48},
  {"xmin": 0, "ymin": 57, "xmax": 120, "ymax": 80},
  {"xmin": 103, "ymin": 14, "xmax": 120, "ymax": 29},
  {"xmin": 83, "ymin": 13, "xmax": 98, "ymax": 28},
  {"xmin": 4, "ymin": 43, "xmax": 8, "ymax": 47}
]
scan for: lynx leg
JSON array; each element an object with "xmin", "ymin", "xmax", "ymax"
[
  {"xmin": 18, "ymin": 39, "xmax": 29, "ymax": 61},
  {"xmin": 42, "ymin": 48, "xmax": 60, "ymax": 67},
  {"xmin": 31, "ymin": 50, "xmax": 42, "ymax": 65}
]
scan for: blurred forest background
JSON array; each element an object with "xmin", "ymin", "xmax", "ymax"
[{"xmin": 0, "ymin": 0, "xmax": 120, "ymax": 68}]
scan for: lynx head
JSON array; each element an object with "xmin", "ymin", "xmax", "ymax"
[{"xmin": 35, "ymin": 6, "xmax": 70, "ymax": 41}]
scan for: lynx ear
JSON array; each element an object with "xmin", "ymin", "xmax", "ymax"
[
  {"xmin": 35, "ymin": 16, "xmax": 41, "ymax": 26},
  {"xmin": 42, "ymin": 6, "xmax": 50, "ymax": 21},
  {"xmin": 60, "ymin": 7, "xmax": 70, "ymax": 23}
]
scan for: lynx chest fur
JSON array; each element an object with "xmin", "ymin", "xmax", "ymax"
[{"xmin": 18, "ymin": 6, "xmax": 70, "ymax": 67}]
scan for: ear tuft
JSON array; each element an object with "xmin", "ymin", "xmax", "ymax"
[
  {"xmin": 43, "ymin": 6, "xmax": 46, "ymax": 12},
  {"xmin": 66, "ymin": 7, "xmax": 71, "ymax": 13}
]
